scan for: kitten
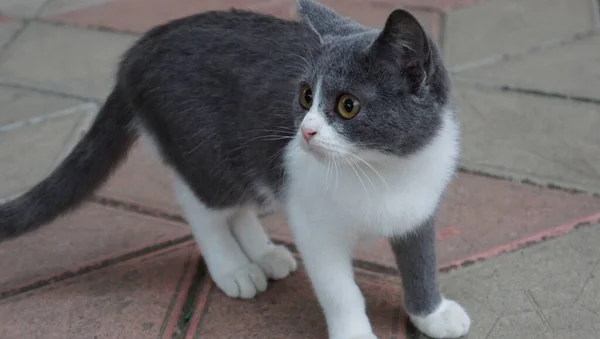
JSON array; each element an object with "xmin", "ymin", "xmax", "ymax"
[{"xmin": 0, "ymin": 0, "xmax": 470, "ymax": 338}]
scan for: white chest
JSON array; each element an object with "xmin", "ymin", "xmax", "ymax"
[{"xmin": 284, "ymin": 113, "xmax": 459, "ymax": 237}]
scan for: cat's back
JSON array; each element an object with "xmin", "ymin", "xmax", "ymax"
[{"xmin": 121, "ymin": 9, "xmax": 317, "ymax": 85}]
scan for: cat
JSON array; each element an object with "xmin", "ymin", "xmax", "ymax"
[{"xmin": 0, "ymin": 0, "xmax": 471, "ymax": 338}]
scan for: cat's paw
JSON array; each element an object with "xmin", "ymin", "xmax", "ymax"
[
  {"xmin": 409, "ymin": 298, "xmax": 470, "ymax": 338},
  {"xmin": 256, "ymin": 245, "xmax": 298, "ymax": 280},
  {"xmin": 213, "ymin": 262, "xmax": 268, "ymax": 299},
  {"xmin": 348, "ymin": 333, "xmax": 378, "ymax": 339}
]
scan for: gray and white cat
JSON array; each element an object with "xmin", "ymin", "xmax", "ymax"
[{"xmin": 0, "ymin": 0, "xmax": 470, "ymax": 338}]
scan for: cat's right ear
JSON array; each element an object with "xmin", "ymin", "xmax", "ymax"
[{"xmin": 296, "ymin": 0, "xmax": 365, "ymax": 41}]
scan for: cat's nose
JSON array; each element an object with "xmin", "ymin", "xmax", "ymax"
[{"xmin": 301, "ymin": 127, "xmax": 318, "ymax": 142}]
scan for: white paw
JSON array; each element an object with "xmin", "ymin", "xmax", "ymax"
[
  {"xmin": 256, "ymin": 245, "xmax": 298, "ymax": 280},
  {"xmin": 348, "ymin": 334, "xmax": 377, "ymax": 339},
  {"xmin": 410, "ymin": 298, "xmax": 471, "ymax": 338},
  {"xmin": 213, "ymin": 263, "xmax": 268, "ymax": 299}
]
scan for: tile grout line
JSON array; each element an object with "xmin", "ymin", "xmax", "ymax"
[
  {"xmin": 449, "ymin": 30, "xmax": 600, "ymax": 73},
  {"xmin": 0, "ymin": 235, "xmax": 193, "ymax": 300},
  {"xmin": 454, "ymin": 78, "xmax": 600, "ymax": 107},
  {"xmin": 0, "ymin": 102, "xmax": 98, "ymax": 133},
  {"xmin": 457, "ymin": 165, "xmax": 600, "ymax": 198},
  {"xmin": 0, "ymin": 78, "xmax": 102, "ymax": 103},
  {"xmin": 159, "ymin": 252, "xmax": 201, "ymax": 339},
  {"xmin": 183, "ymin": 277, "xmax": 214, "ymax": 339},
  {"xmin": 439, "ymin": 212, "xmax": 600, "ymax": 273}
]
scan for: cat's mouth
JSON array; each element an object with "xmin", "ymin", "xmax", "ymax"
[{"xmin": 299, "ymin": 138, "xmax": 330, "ymax": 161}]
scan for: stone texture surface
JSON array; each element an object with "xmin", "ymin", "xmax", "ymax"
[
  {"xmin": 0, "ymin": 0, "xmax": 48, "ymax": 17},
  {"xmin": 0, "ymin": 203, "xmax": 190, "ymax": 292},
  {"xmin": 0, "ymin": 0, "xmax": 599, "ymax": 338},
  {"xmin": 0, "ymin": 22, "xmax": 136, "ymax": 100},
  {"xmin": 192, "ymin": 268, "xmax": 403, "ymax": 339},
  {"xmin": 456, "ymin": 86, "xmax": 600, "ymax": 193},
  {"xmin": 0, "ymin": 243, "xmax": 198, "ymax": 339},
  {"xmin": 40, "ymin": 0, "xmax": 113, "ymax": 17},
  {"xmin": 444, "ymin": 0, "xmax": 599, "ymax": 68},
  {"xmin": 430, "ymin": 224, "xmax": 600, "ymax": 339},
  {"xmin": 455, "ymin": 34, "xmax": 600, "ymax": 100},
  {"xmin": 0, "ymin": 113, "xmax": 85, "ymax": 199},
  {"xmin": 48, "ymin": 0, "xmax": 277, "ymax": 33},
  {"xmin": 0, "ymin": 86, "xmax": 85, "ymax": 126},
  {"xmin": 48, "ymin": 0, "xmax": 440, "ymax": 38},
  {"xmin": 0, "ymin": 19, "xmax": 22, "ymax": 49},
  {"xmin": 98, "ymin": 142, "xmax": 179, "ymax": 215}
]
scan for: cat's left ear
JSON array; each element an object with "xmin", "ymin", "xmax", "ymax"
[
  {"xmin": 371, "ymin": 9, "xmax": 433, "ymax": 88},
  {"xmin": 296, "ymin": 0, "xmax": 365, "ymax": 40}
]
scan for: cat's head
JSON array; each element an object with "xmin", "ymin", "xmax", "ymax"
[{"xmin": 292, "ymin": 0, "xmax": 451, "ymax": 164}]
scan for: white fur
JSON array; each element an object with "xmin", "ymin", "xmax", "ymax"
[
  {"xmin": 285, "ymin": 81, "xmax": 462, "ymax": 339},
  {"xmin": 410, "ymin": 298, "xmax": 471, "ymax": 338},
  {"xmin": 143, "ymin": 79, "xmax": 464, "ymax": 337},
  {"xmin": 173, "ymin": 175, "xmax": 297, "ymax": 299}
]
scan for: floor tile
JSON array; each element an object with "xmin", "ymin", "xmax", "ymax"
[
  {"xmin": 190, "ymin": 268, "xmax": 403, "ymax": 338},
  {"xmin": 444, "ymin": 0, "xmax": 599, "ymax": 68},
  {"xmin": 39, "ymin": 0, "xmax": 113, "ymax": 17},
  {"xmin": 0, "ymin": 113, "xmax": 86, "ymax": 199},
  {"xmin": 261, "ymin": 0, "xmax": 440, "ymax": 39},
  {"xmin": 98, "ymin": 141, "xmax": 179, "ymax": 215},
  {"xmin": 0, "ymin": 22, "xmax": 136, "ymax": 100},
  {"xmin": 0, "ymin": 0, "xmax": 47, "ymax": 17},
  {"xmin": 0, "ymin": 243, "xmax": 198, "ymax": 339},
  {"xmin": 0, "ymin": 203, "xmax": 190, "ymax": 292},
  {"xmin": 455, "ymin": 34, "xmax": 600, "ymax": 101},
  {"xmin": 48, "ymin": 0, "xmax": 276, "ymax": 33},
  {"xmin": 437, "ymin": 224, "xmax": 600, "ymax": 339},
  {"xmin": 456, "ymin": 86, "xmax": 600, "ymax": 193},
  {"xmin": 0, "ymin": 19, "xmax": 22, "ymax": 49},
  {"xmin": 0, "ymin": 85, "xmax": 85, "ymax": 126}
]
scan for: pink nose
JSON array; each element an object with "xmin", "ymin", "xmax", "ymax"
[{"xmin": 301, "ymin": 127, "xmax": 317, "ymax": 142}]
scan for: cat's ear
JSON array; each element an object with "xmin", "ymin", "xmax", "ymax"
[
  {"xmin": 296, "ymin": 0, "xmax": 365, "ymax": 40},
  {"xmin": 371, "ymin": 9, "xmax": 433, "ymax": 89}
]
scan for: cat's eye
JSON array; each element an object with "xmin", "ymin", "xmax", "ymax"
[
  {"xmin": 336, "ymin": 94, "xmax": 361, "ymax": 120},
  {"xmin": 299, "ymin": 86, "xmax": 313, "ymax": 110}
]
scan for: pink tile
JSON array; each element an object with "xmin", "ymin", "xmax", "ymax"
[
  {"xmin": 191, "ymin": 268, "xmax": 403, "ymax": 338},
  {"xmin": 256, "ymin": 0, "xmax": 440, "ymax": 39},
  {"xmin": 437, "ymin": 174, "xmax": 600, "ymax": 265},
  {"xmin": 0, "ymin": 243, "xmax": 199, "ymax": 339},
  {"xmin": 98, "ymin": 142, "xmax": 180, "ymax": 215},
  {"xmin": 0, "ymin": 202, "xmax": 190, "ymax": 292},
  {"xmin": 48, "ymin": 0, "xmax": 278, "ymax": 33}
]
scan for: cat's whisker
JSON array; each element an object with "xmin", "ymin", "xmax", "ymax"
[
  {"xmin": 333, "ymin": 157, "xmax": 339, "ymax": 199},
  {"xmin": 323, "ymin": 154, "xmax": 332, "ymax": 200},
  {"xmin": 347, "ymin": 153, "xmax": 390, "ymax": 190},
  {"xmin": 344, "ymin": 157, "xmax": 370, "ymax": 201},
  {"xmin": 355, "ymin": 160, "xmax": 377, "ymax": 191}
]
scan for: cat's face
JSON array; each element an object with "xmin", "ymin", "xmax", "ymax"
[{"xmin": 293, "ymin": 0, "xmax": 450, "ymax": 164}]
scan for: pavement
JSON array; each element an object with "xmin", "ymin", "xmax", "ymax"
[{"xmin": 0, "ymin": 0, "xmax": 599, "ymax": 338}]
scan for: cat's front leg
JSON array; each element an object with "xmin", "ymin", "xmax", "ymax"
[
  {"xmin": 390, "ymin": 216, "xmax": 470, "ymax": 338},
  {"xmin": 289, "ymin": 213, "xmax": 376, "ymax": 339}
]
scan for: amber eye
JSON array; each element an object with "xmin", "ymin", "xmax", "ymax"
[
  {"xmin": 336, "ymin": 94, "xmax": 360, "ymax": 119},
  {"xmin": 299, "ymin": 86, "xmax": 313, "ymax": 110}
]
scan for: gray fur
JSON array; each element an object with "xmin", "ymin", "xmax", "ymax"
[
  {"xmin": 0, "ymin": 0, "xmax": 451, "ymax": 324},
  {"xmin": 390, "ymin": 216, "xmax": 442, "ymax": 316}
]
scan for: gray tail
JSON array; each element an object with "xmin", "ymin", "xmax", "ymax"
[{"xmin": 0, "ymin": 88, "xmax": 136, "ymax": 240}]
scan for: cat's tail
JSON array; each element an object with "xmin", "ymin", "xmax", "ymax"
[{"xmin": 0, "ymin": 88, "xmax": 137, "ymax": 240}]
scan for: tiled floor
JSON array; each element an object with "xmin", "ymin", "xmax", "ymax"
[{"xmin": 0, "ymin": 0, "xmax": 599, "ymax": 338}]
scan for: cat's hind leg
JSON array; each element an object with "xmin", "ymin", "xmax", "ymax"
[
  {"xmin": 230, "ymin": 208, "xmax": 297, "ymax": 280},
  {"xmin": 173, "ymin": 176, "xmax": 267, "ymax": 299}
]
